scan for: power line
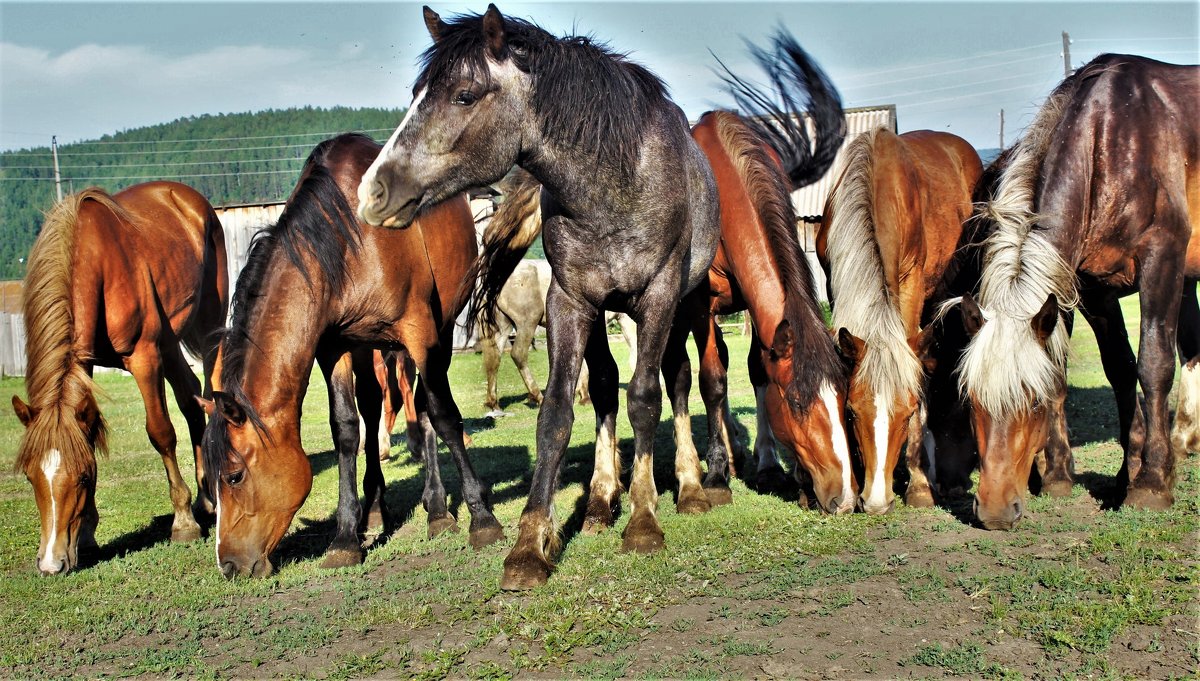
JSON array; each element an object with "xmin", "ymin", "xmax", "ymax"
[
  {"xmin": 840, "ymin": 53, "xmax": 1055, "ymax": 92},
  {"xmin": 0, "ymin": 168, "xmax": 303, "ymax": 182},
  {"xmin": 1, "ymin": 129, "xmax": 393, "ymax": 156},
  {"xmin": 61, "ymin": 127, "xmax": 397, "ymax": 147},
  {"xmin": 835, "ymin": 41, "xmax": 1058, "ymax": 83},
  {"xmin": 850, "ymin": 69, "xmax": 1050, "ymax": 105},
  {"xmin": 2, "ymin": 156, "xmax": 308, "ymax": 171}
]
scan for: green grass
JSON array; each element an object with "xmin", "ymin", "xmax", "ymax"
[{"xmin": 1, "ymin": 294, "xmax": 1196, "ymax": 678}]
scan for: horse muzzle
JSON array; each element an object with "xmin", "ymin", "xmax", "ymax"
[{"xmin": 219, "ymin": 555, "xmax": 274, "ymax": 579}]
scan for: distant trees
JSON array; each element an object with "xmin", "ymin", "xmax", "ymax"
[{"xmin": 0, "ymin": 106, "xmax": 405, "ymax": 279}]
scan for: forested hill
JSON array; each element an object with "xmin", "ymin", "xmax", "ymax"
[{"xmin": 0, "ymin": 106, "xmax": 404, "ymax": 280}]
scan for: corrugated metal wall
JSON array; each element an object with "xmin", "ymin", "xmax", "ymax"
[
  {"xmin": 790, "ymin": 105, "xmax": 898, "ymax": 221},
  {"xmin": 214, "ymin": 202, "xmax": 286, "ymax": 306}
]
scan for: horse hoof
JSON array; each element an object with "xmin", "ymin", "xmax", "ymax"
[
  {"xmin": 366, "ymin": 508, "xmax": 385, "ymax": 532},
  {"xmin": 621, "ymin": 515, "xmax": 665, "ymax": 554},
  {"xmin": 500, "ymin": 551, "xmax": 552, "ymax": 590},
  {"xmin": 469, "ymin": 522, "xmax": 506, "ymax": 549},
  {"xmin": 320, "ymin": 548, "xmax": 363, "ymax": 569},
  {"xmin": 427, "ymin": 515, "xmax": 460, "ymax": 539},
  {"xmin": 1123, "ymin": 487, "xmax": 1174, "ymax": 511},
  {"xmin": 905, "ymin": 486, "xmax": 935, "ymax": 508},
  {"xmin": 704, "ymin": 486, "xmax": 734, "ymax": 507},
  {"xmin": 1041, "ymin": 479, "xmax": 1074, "ymax": 498},
  {"xmin": 755, "ymin": 466, "xmax": 791, "ymax": 496},
  {"xmin": 582, "ymin": 497, "xmax": 614, "ymax": 535},
  {"xmin": 171, "ymin": 525, "xmax": 202, "ymax": 543},
  {"xmin": 676, "ymin": 489, "xmax": 712, "ymax": 515}
]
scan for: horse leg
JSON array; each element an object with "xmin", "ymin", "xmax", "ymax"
[
  {"xmin": 502, "ymin": 283, "xmax": 593, "ymax": 590},
  {"xmin": 660, "ymin": 308, "xmax": 710, "ymax": 515},
  {"xmin": 352, "ymin": 349, "xmax": 388, "ymax": 533},
  {"xmin": 695, "ymin": 312, "xmax": 735, "ymax": 505},
  {"xmin": 511, "ymin": 314, "xmax": 543, "ymax": 406},
  {"xmin": 126, "ymin": 345, "xmax": 200, "ymax": 542},
  {"xmin": 407, "ymin": 377, "xmax": 454, "ymax": 537},
  {"xmin": 1171, "ymin": 281, "xmax": 1200, "ymax": 459},
  {"xmin": 316, "ymin": 350, "xmax": 366, "ymax": 568},
  {"xmin": 1078, "ymin": 289, "xmax": 1141, "ymax": 490},
  {"xmin": 582, "ymin": 315, "xmax": 624, "ymax": 532},
  {"xmin": 617, "ymin": 312, "xmax": 639, "ymax": 372},
  {"xmin": 902, "ymin": 401, "xmax": 935, "ymax": 507},
  {"xmin": 160, "ymin": 339, "xmax": 213, "ymax": 519},
  {"xmin": 396, "ymin": 350, "xmax": 425, "ymax": 459},
  {"xmin": 373, "ymin": 350, "xmax": 397, "ymax": 461},
  {"xmin": 747, "ymin": 336, "xmax": 789, "ymax": 495},
  {"xmin": 418, "ymin": 340, "xmax": 504, "ymax": 549},
  {"xmin": 1123, "ymin": 242, "xmax": 1186, "ymax": 510},
  {"xmin": 481, "ymin": 317, "xmax": 509, "ymax": 414}
]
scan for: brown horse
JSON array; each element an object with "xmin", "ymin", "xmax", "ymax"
[
  {"xmin": 951, "ymin": 54, "xmax": 1198, "ymax": 529},
  {"xmin": 816, "ymin": 129, "xmax": 982, "ymax": 514},
  {"xmin": 11, "ymin": 182, "xmax": 228, "ymax": 574},
  {"xmin": 661, "ymin": 105, "xmax": 853, "ymax": 517},
  {"xmin": 201, "ymin": 133, "xmax": 502, "ymax": 578}
]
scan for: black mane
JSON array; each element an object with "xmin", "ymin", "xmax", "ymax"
[{"xmin": 416, "ymin": 12, "xmax": 670, "ymax": 172}]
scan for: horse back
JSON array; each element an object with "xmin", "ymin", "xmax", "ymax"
[{"xmin": 74, "ymin": 181, "xmax": 221, "ymax": 361}]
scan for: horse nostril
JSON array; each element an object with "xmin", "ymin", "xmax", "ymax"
[
  {"xmin": 1010, "ymin": 500, "xmax": 1023, "ymax": 524},
  {"xmin": 220, "ymin": 560, "xmax": 239, "ymax": 580},
  {"xmin": 827, "ymin": 496, "xmax": 843, "ymax": 514},
  {"xmin": 369, "ymin": 179, "xmax": 387, "ymax": 205}
]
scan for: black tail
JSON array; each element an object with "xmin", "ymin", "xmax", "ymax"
[{"xmin": 718, "ymin": 30, "xmax": 846, "ymax": 189}]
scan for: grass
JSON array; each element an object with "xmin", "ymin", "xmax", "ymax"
[{"xmin": 1, "ymin": 296, "xmax": 1197, "ymax": 678}]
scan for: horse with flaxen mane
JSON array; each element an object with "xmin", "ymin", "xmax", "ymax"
[
  {"xmin": 358, "ymin": 5, "xmax": 721, "ymax": 589},
  {"xmin": 200, "ymin": 133, "xmax": 501, "ymax": 578},
  {"xmin": 948, "ymin": 53, "xmax": 1198, "ymax": 529},
  {"xmin": 12, "ymin": 182, "xmax": 227, "ymax": 574},
  {"xmin": 816, "ymin": 129, "xmax": 982, "ymax": 514}
]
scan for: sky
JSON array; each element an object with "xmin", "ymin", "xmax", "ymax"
[{"xmin": 0, "ymin": 1, "xmax": 1197, "ymax": 154}]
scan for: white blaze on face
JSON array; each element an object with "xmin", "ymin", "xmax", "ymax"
[
  {"xmin": 214, "ymin": 480, "xmax": 222, "ymax": 565},
  {"xmin": 358, "ymin": 88, "xmax": 428, "ymax": 218},
  {"xmin": 863, "ymin": 392, "xmax": 892, "ymax": 511},
  {"xmin": 818, "ymin": 382, "xmax": 855, "ymax": 513},
  {"xmin": 38, "ymin": 448, "xmax": 63, "ymax": 573}
]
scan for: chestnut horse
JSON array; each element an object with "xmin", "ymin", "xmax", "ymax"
[
  {"xmin": 12, "ymin": 182, "xmax": 227, "ymax": 574},
  {"xmin": 816, "ymin": 129, "xmax": 982, "ymax": 514},
  {"xmin": 951, "ymin": 54, "xmax": 1198, "ymax": 529},
  {"xmin": 201, "ymin": 133, "xmax": 502, "ymax": 578},
  {"xmin": 359, "ymin": 5, "xmax": 724, "ymax": 589}
]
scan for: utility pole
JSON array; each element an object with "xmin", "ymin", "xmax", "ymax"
[
  {"xmin": 999, "ymin": 109, "xmax": 1005, "ymax": 150},
  {"xmin": 1061, "ymin": 31, "xmax": 1073, "ymax": 77},
  {"xmin": 51, "ymin": 135, "xmax": 63, "ymax": 202}
]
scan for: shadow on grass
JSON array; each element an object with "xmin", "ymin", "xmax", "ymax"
[
  {"xmin": 1064, "ymin": 385, "xmax": 1120, "ymax": 448},
  {"xmin": 82, "ymin": 513, "xmax": 177, "ymax": 570}
]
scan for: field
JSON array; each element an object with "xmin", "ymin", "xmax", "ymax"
[{"xmin": 1, "ymin": 297, "xmax": 1196, "ymax": 680}]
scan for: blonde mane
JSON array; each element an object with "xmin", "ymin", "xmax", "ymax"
[
  {"xmin": 14, "ymin": 189, "xmax": 117, "ymax": 473},
  {"xmin": 958, "ymin": 83, "xmax": 1080, "ymax": 419},
  {"xmin": 824, "ymin": 129, "xmax": 923, "ymax": 407}
]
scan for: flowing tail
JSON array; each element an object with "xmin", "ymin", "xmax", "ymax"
[
  {"xmin": 455, "ymin": 167, "xmax": 544, "ymax": 334},
  {"xmin": 718, "ymin": 30, "xmax": 846, "ymax": 189}
]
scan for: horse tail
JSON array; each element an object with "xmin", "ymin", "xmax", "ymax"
[
  {"xmin": 719, "ymin": 29, "xmax": 846, "ymax": 189},
  {"xmin": 456, "ymin": 168, "xmax": 544, "ymax": 333}
]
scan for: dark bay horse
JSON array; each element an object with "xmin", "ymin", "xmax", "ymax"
[
  {"xmin": 951, "ymin": 54, "xmax": 1198, "ymax": 529},
  {"xmin": 11, "ymin": 182, "xmax": 227, "ymax": 574},
  {"xmin": 358, "ymin": 5, "xmax": 721, "ymax": 589},
  {"xmin": 816, "ymin": 129, "xmax": 982, "ymax": 514},
  {"xmin": 200, "ymin": 133, "xmax": 502, "ymax": 578},
  {"xmin": 663, "ymin": 34, "xmax": 852, "ymax": 517}
]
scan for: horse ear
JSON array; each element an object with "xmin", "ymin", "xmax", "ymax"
[
  {"xmin": 1031, "ymin": 293, "xmax": 1059, "ymax": 344},
  {"xmin": 195, "ymin": 395, "xmax": 216, "ymax": 417},
  {"xmin": 423, "ymin": 6, "xmax": 447, "ymax": 41},
  {"xmin": 769, "ymin": 319, "xmax": 795, "ymax": 361},
  {"xmin": 482, "ymin": 4, "xmax": 508, "ymax": 59},
  {"xmin": 961, "ymin": 293, "xmax": 984, "ymax": 337},
  {"xmin": 213, "ymin": 391, "xmax": 247, "ymax": 427},
  {"xmin": 909, "ymin": 325, "xmax": 938, "ymax": 373},
  {"xmin": 836, "ymin": 328, "xmax": 866, "ymax": 365},
  {"xmin": 74, "ymin": 396, "xmax": 100, "ymax": 432},
  {"xmin": 12, "ymin": 395, "xmax": 36, "ymax": 428}
]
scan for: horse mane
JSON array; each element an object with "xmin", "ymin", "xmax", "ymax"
[
  {"xmin": 211, "ymin": 135, "xmax": 364, "ymax": 436},
  {"xmin": 15, "ymin": 189, "xmax": 114, "ymax": 473},
  {"xmin": 823, "ymin": 129, "xmax": 923, "ymax": 407},
  {"xmin": 417, "ymin": 11, "xmax": 669, "ymax": 173},
  {"xmin": 712, "ymin": 111, "xmax": 844, "ymax": 409},
  {"xmin": 957, "ymin": 61, "xmax": 1098, "ymax": 418}
]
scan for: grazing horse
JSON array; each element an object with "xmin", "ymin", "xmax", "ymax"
[
  {"xmin": 950, "ymin": 54, "xmax": 1198, "ymax": 529},
  {"xmin": 201, "ymin": 133, "xmax": 502, "ymax": 578},
  {"xmin": 663, "ymin": 34, "xmax": 852, "ymax": 516},
  {"xmin": 11, "ymin": 182, "xmax": 227, "ymax": 574},
  {"xmin": 816, "ymin": 129, "xmax": 982, "ymax": 514},
  {"xmin": 358, "ymin": 5, "xmax": 721, "ymax": 589}
]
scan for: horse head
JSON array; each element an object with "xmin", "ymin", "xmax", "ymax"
[{"xmin": 359, "ymin": 4, "xmax": 530, "ymax": 228}]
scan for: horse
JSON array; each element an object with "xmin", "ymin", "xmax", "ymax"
[
  {"xmin": 947, "ymin": 54, "xmax": 1198, "ymax": 529},
  {"xmin": 815, "ymin": 129, "xmax": 983, "ymax": 514},
  {"xmin": 11, "ymin": 182, "xmax": 228, "ymax": 575},
  {"xmin": 480, "ymin": 255, "xmax": 639, "ymax": 414},
  {"xmin": 358, "ymin": 5, "xmax": 722, "ymax": 589},
  {"xmin": 661, "ymin": 34, "xmax": 852, "ymax": 516},
  {"xmin": 200, "ymin": 133, "xmax": 503, "ymax": 578}
]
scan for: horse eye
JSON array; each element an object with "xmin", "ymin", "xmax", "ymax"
[
  {"xmin": 453, "ymin": 90, "xmax": 478, "ymax": 106},
  {"xmin": 226, "ymin": 470, "xmax": 245, "ymax": 486},
  {"xmin": 78, "ymin": 473, "xmax": 91, "ymax": 487}
]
